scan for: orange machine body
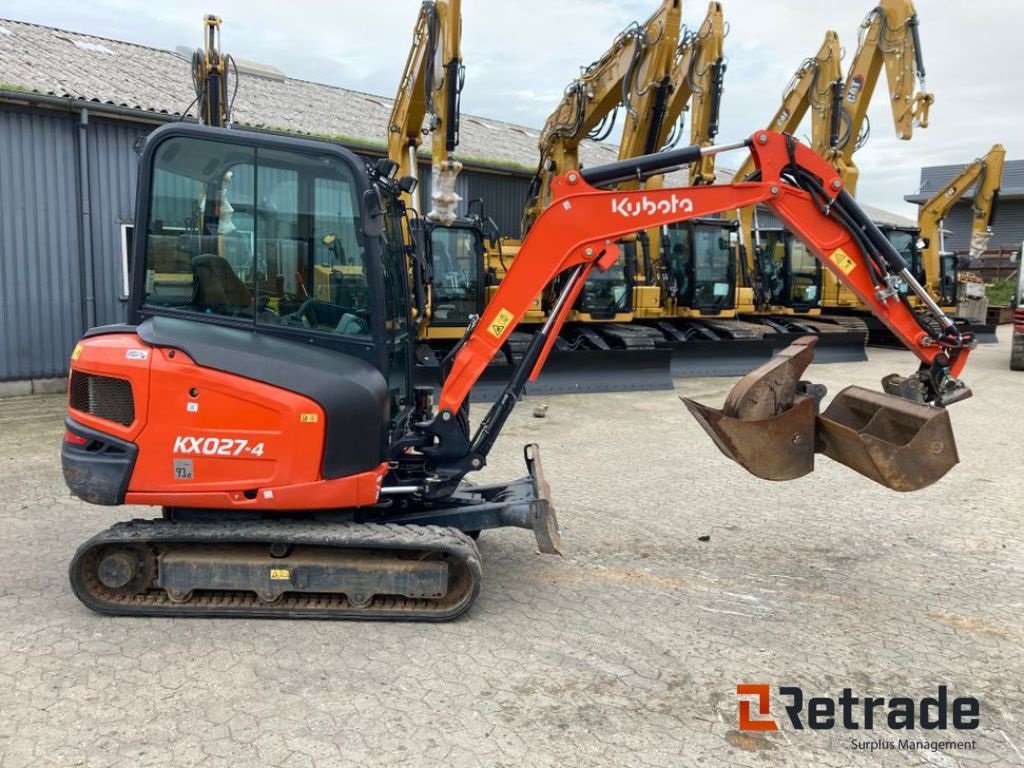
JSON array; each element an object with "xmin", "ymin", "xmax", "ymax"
[{"xmin": 67, "ymin": 333, "xmax": 386, "ymax": 510}]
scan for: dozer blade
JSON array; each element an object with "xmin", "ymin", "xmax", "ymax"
[
  {"xmin": 682, "ymin": 336, "xmax": 961, "ymax": 491},
  {"xmin": 681, "ymin": 337, "xmax": 818, "ymax": 481},
  {"xmin": 816, "ymin": 387, "xmax": 958, "ymax": 492}
]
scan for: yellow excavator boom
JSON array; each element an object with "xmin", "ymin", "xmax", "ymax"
[
  {"xmin": 833, "ymin": 0, "xmax": 933, "ymax": 195},
  {"xmin": 524, "ymin": 0, "xmax": 682, "ymax": 233},
  {"xmin": 387, "ymin": 0, "xmax": 464, "ymax": 222},
  {"xmin": 917, "ymin": 144, "xmax": 1005, "ymax": 298},
  {"xmin": 660, "ymin": 2, "xmax": 727, "ymax": 185},
  {"xmin": 729, "ymin": 31, "xmax": 843, "ymax": 305}
]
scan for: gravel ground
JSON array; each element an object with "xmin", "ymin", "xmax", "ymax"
[{"xmin": 0, "ymin": 339, "xmax": 1021, "ymax": 767}]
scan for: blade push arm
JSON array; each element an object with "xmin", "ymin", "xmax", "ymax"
[{"xmin": 435, "ymin": 131, "xmax": 972, "ymax": 424}]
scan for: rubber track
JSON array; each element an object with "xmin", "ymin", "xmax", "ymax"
[{"xmin": 70, "ymin": 519, "xmax": 482, "ymax": 622}]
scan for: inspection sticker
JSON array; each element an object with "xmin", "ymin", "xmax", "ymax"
[
  {"xmin": 829, "ymin": 248, "xmax": 857, "ymax": 276},
  {"xmin": 488, "ymin": 307, "xmax": 515, "ymax": 339}
]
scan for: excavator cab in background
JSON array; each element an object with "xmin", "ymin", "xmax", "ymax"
[
  {"xmin": 661, "ymin": 218, "xmax": 737, "ymax": 314},
  {"xmin": 750, "ymin": 227, "xmax": 823, "ymax": 313},
  {"xmin": 879, "ymin": 225, "xmax": 927, "ymax": 298}
]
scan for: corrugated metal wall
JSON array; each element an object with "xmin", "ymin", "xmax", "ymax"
[
  {"xmin": 86, "ymin": 117, "xmax": 149, "ymax": 325},
  {"xmin": 938, "ymin": 200, "xmax": 1024, "ymax": 252},
  {"xmin": 0, "ymin": 107, "xmax": 84, "ymax": 380},
  {"xmin": 463, "ymin": 170, "xmax": 532, "ymax": 238},
  {"xmin": 409, "ymin": 163, "xmax": 532, "ymax": 238}
]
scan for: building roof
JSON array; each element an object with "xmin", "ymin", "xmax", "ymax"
[
  {"xmin": 0, "ymin": 16, "xmax": 913, "ymax": 223},
  {"xmin": 905, "ymin": 157, "xmax": 1024, "ymax": 205},
  {"xmin": 0, "ymin": 17, "xmax": 621, "ymax": 174}
]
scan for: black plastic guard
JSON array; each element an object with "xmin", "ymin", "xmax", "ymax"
[{"xmin": 62, "ymin": 418, "xmax": 138, "ymax": 505}]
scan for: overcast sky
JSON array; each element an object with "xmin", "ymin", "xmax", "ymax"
[{"xmin": 5, "ymin": 0, "xmax": 1017, "ymax": 216}]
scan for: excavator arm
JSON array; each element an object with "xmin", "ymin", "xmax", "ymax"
[
  {"xmin": 659, "ymin": 2, "xmax": 727, "ymax": 185},
  {"xmin": 834, "ymin": 0, "xmax": 933, "ymax": 195},
  {"xmin": 913, "ymin": 144, "xmax": 1005, "ymax": 306},
  {"xmin": 387, "ymin": 0, "xmax": 464, "ymax": 222},
  {"xmin": 417, "ymin": 131, "xmax": 973, "ymax": 496}
]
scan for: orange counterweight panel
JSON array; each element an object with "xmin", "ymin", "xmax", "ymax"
[{"xmin": 69, "ymin": 334, "xmax": 385, "ymax": 510}]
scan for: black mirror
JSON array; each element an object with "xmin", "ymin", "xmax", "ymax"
[
  {"xmin": 360, "ymin": 188, "xmax": 384, "ymax": 239},
  {"xmin": 374, "ymin": 158, "xmax": 398, "ymax": 179}
]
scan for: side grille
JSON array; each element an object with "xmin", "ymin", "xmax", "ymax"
[{"xmin": 69, "ymin": 372, "xmax": 135, "ymax": 426}]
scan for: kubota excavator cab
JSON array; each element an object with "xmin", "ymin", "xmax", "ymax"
[{"xmin": 64, "ymin": 123, "xmax": 417, "ymax": 509}]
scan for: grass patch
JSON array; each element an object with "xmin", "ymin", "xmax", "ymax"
[{"xmin": 986, "ymin": 275, "xmax": 1017, "ymax": 307}]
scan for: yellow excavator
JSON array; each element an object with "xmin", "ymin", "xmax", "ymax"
[
  {"xmin": 881, "ymin": 144, "xmax": 1005, "ymax": 343},
  {"xmin": 491, "ymin": 2, "xmax": 774, "ymax": 386},
  {"xmin": 632, "ymin": 2, "xmax": 778, "ymax": 375},
  {"xmin": 481, "ymin": 0, "xmax": 688, "ymax": 392},
  {"xmin": 724, "ymin": 30, "xmax": 869, "ymax": 359},
  {"xmin": 383, "ymin": 0, "xmax": 512, "ymax": 392},
  {"xmin": 820, "ymin": 0, "xmax": 932, "ymax": 312},
  {"xmin": 729, "ymin": 0, "xmax": 932, "ymax": 359}
]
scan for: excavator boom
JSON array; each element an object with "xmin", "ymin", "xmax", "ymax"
[
  {"xmin": 834, "ymin": 0, "xmax": 933, "ymax": 196},
  {"xmin": 423, "ymin": 132, "xmax": 971, "ymax": 497}
]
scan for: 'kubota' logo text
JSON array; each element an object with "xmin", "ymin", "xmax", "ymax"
[{"xmin": 611, "ymin": 194, "xmax": 694, "ymax": 218}]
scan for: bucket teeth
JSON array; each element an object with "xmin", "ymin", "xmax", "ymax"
[{"xmin": 683, "ymin": 338, "xmax": 960, "ymax": 491}]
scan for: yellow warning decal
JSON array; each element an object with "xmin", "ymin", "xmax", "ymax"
[
  {"xmin": 488, "ymin": 307, "xmax": 515, "ymax": 339},
  {"xmin": 300, "ymin": 413, "xmax": 319, "ymax": 423},
  {"xmin": 269, "ymin": 568, "xmax": 290, "ymax": 581},
  {"xmin": 829, "ymin": 248, "xmax": 857, "ymax": 276},
  {"xmin": 71, "ymin": 344, "xmax": 83, "ymax": 361}
]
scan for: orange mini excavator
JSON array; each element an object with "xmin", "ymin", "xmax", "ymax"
[{"xmin": 63, "ymin": 126, "xmax": 974, "ymax": 620}]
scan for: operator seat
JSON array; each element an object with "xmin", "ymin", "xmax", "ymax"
[{"xmin": 191, "ymin": 254, "xmax": 251, "ymax": 311}]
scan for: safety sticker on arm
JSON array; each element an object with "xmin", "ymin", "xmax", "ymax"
[
  {"xmin": 829, "ymin": 248, "xmax": 857, "ymax": 275},
  {"xmin": 488, "ymin": 307, "xmax": 515, "ymax": 338}
]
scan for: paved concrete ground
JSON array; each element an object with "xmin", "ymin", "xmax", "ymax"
[{"xmin": 1, "ymin": 340, "xmax": 1022, "ymax": 767}]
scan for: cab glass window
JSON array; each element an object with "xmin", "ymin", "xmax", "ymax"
[
  {"xmin": 429, "ymin": 226, "xmax": 481, "ymax": 326},
  {"xmin": 141, "ymin": 136, "xmax": 370, "ymax": 338}
]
